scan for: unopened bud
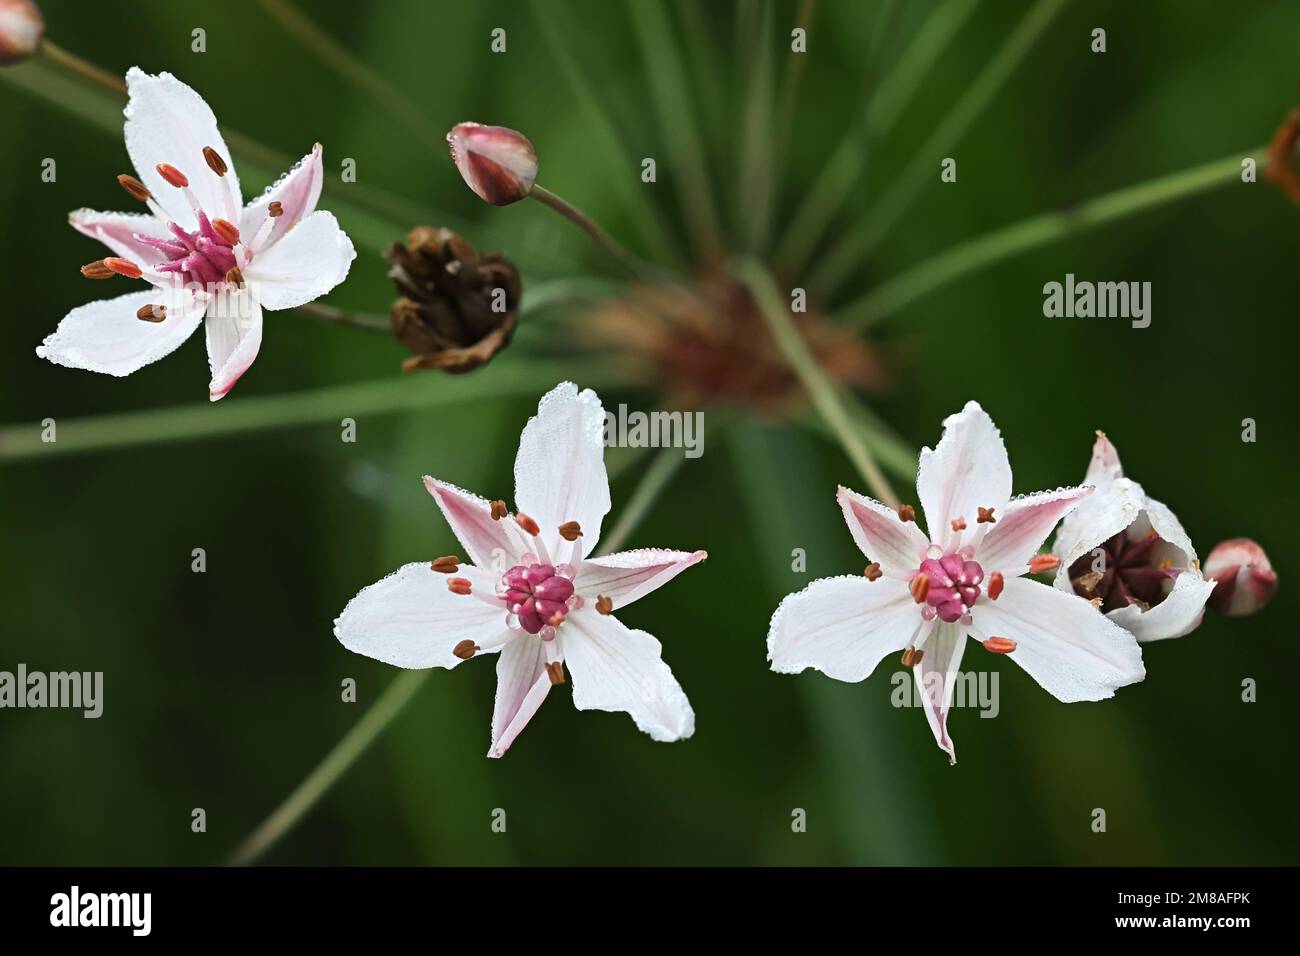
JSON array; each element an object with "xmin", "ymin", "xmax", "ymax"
[
  {"xmin": 1204, "ymin": 538, "xmax": 1277, "ymax": 617},
  {"xmin": 447, "ymin": 122, "xmax": 538, "ymax": 205},
  {"xmin": 0, "ymin": 0, "xmax": 43, "ymax": 67}
]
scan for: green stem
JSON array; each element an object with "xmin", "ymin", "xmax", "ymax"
[
  {"xmin": 295, "ymin": 302, "xmax": 391, "ymax": 333},
  {"xmin": 837, "ymin": 148, "xmax": 1259, "ymax": 329},
  {"xmin": 256, "ymin": 0, "xmax": 447, "ymax": 156},
  {"xmin": 810, "ymin": 0, "xmax": 1067, "ymax": 295},
  {"xmin": 0, "ymin": 359, "xmax": 618, "ymax": 463},
  {"xmin": 528, "ymin": 184, "xmax": 663, "ymax": 282},
  {"xmin": 737, "ymin": 0, "xmax": 776, "ymax": 252},
  {"xmin": 226, "ymin": 445, "xmax": 684, "ymax": 865},
  {"xmin": 732, "ymin": 258, "xmax": 899, "ymax": 507}
]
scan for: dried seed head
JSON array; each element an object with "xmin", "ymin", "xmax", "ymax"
[
  {"xmin": 595, "ymin": 594, "xmax": 613, "ymax": 615},
  {"xmin": 558, "ymin": 520, "xmax": 583, "ymax": 542},
  {"xmin": 202, "ymin": 145, "xmax": 228, "ymax": 177},
  {"xmin": 897, "ymin": 504, "xmax": 916, "ymax": 523},
  {"xmin": 430, "ymin": 555, "xmax": 461, "ymax": 574},
  {"xmin": 983, "ymin": 636, "xmax": 1017, "ymax": 654},
  {"xmin": 863, "ymin": 562, "xmax": 882, "ymax": 581},
  {"xmin": 117, "ymin": 174, "xmax": 152, "ymax": 203},
  {"xmin": 136, "ymin": 303, "xmax": 167, "ymax": 323},
  {"xmin": 156, "ymin": 163, "xmax": 189, "ymax": 188},
  {"xmin": 987, "ymin": 571, "xmax": 1005, "ymax": 600},
  {"xmin": 0, "ymin": 0, "xmax": 44, "ymax": 67},
  {"xmin": 447, "ymin": 122, "xmax": 539, "ymax": 205},
  {"xmin": 452, "ymin": 639, "xmax": 479, "ymax": 660},
  {"xmin": 1266, "ymin": 108, "xmax": 1300, "ymax": 204}
]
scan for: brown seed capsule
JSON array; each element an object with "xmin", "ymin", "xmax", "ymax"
[
  {"xmin": 447, "ymin": 577, "xmax": 472, "ymax": 595},
  {"xmin": 558, "ymin": 521, "xmax": 582, "ymax": 542},
  {"xmin": 80, "ymin": 260, "xmax": 114, "ymax": 280},
  {"xmin": 595, "ymin": 595, "xmax": 613, "ymax": 615},
  {"xmin": 983, "ymin": 636, "xmax": 1017, "ymax": 655},
  {"xmin": 863, "ymin": 562, "xmax": 882, "ymax": 581},
  {"xmin": 117, "ymin": 174, "xmax": 152, "ymax": 203},
  {"xmin": 268, "ymin": 200, "xmax": 284, "ymax": 218},
  {"xmin": 430, "ymin": 555, "xmax": 461, "ymax": 574},
  {"xmin": 515, "ymin": 513, "xmax": 540, "ymax": 536},
  {"xmin": 490, "ymin": 500, "xmax": 508, "ymax": 521},
  {"xmin": 156, "ymin": 163, "xmax": 189, "ymax": 188},
  {"xmin": 545, "ymin": 661, "xmax": 565, "ymax": 685},
  {"xmin": 212, "ymin": 218, "xmax": 240, "ymax": 245},
  {"xmin": 900, "ymin": 646, "xmax": 924, "ymax": 668},
  {"xmin": 897, "ymin": 504, "xmax": 916, "ymax": 523},
  {"xmin": 909, "ymin": 573, "xmax": 930, "ymax": 604},
  {"xmin": 977, "ymin": 507, "xmax": 997, "ymax": 524},
  {"xmin": 452, "ymin": 639, "xmax": 479, "ymax": 660},
  {"xmin": 385, "ymin": 226, "xmax": 521, "ymax": 374},
  {"xmin": 202, "ymin": 145, "xmax": 228, "ymax": 177},
  {"xmin": 136, "ymin": 303, "xmax": 167, "ymax": 323},
  {"xmin": 987, "ymin": 571, "xmax": 1005, "ymax": 601}
]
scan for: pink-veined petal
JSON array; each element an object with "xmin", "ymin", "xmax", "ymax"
[
  {"xmin": 1052, "ymin": 476, "xmax": 1147, "ymax": 584},
  {"xmin": 123, "ymin": 68, "xmax": 240, "ymax": 228},
  {"xmin": 1106, "ymin": 571, "xmax": 1215, "ymax": 643},
  {"xmin": 1141, "ymin": 494, "xmax": 1198, "ymax": 565},
  {"xmin": 513, "ymin": 382, "xmax": 611, "ymax": 560},
  {"xmin": 36, "ymin": 287, "xmax": 204, "ymax": 376},
  {"xmin": 977, "ymin": 484, "xmax": 1092, "ymax": 574},
  {"xmin": 489, "ymin": 635, "xmax": 550, "ymax": 758},
  {"xmin": 205, "ymin": 286, "xmax": 262, "ymax": 401},
  {"xmin": 69, "ymin": 208, "xmax": 174, "ymax": 263},
  {"xmin": 1084, "ymin": 430, "xmax": 1124, "ymax": 485},
  {"xmin": 572, "ymin": 548, "xmax": 706, "ymax": 611},
  {"xmin": 836, "ymin": 485, "xmax": 931, "ymax": 573},
  {"xmin": 423, "ymin": 477, "xmax": 519, "ymax": 570},
  {"xmin": 562, "ymin": 609, "xmax": 694, "ymax": 743},
  {"xmin": 334, "ymin": 563, "xmax": 506, "ymax": 669},
  {"xmin": 244, "ymin": 210, "xmax": 355, "ymax": 311},
  {"xmin": 767, "ymin": 574, "xmax": 916, "ymax": 682},
  {"xmin": 240, "ymin": 143, "xmax": 324, "ymax": 254},
  {"xmin": 971, "ymin": 576, "xmax": 1144, "ymax": 703},
  {"xmin": 916, "ymin": 401, "xmax": 1012, "ymax": 539},
  {"xmin": 913, "ymin": 622, "xmax": 967, "ymax": 764}
]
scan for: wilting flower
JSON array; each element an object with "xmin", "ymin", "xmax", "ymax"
[
  {"xmin": 335, "ymin": 382, "xmax": 704, "ymax": 757},
  {"xmin": 1204, "ymin": 538, "xmax": 1277, "ymax": 617},
  {"xmin": 0, "ymin": 0, "xmax": 42, "ymax": 66},
  {"xmin": 1052, "ymin": 432, "xmax": 1217, "ymax": 642},
  {"xmin": 447, "ymin": 122, "xmax": 538, "ymax": 206},
  {"xmin": 768, "ymin": 401, "xmax": 1144, "ymax": 763},
  {"xmin": 37, "ymin": 68, "xmax": 356, "ymax": 400},
  {"xmin": 385, "ymin": 226, "xmax": 520, "ymax": 373}
]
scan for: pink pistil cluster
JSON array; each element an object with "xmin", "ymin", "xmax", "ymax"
[
  {"xmin": 915, "ymin": 554, "xmax": 984, "ymax": 623},
  {"xmin": 501, "ymin": 563, "xmax": 579, "ymax": 635}
]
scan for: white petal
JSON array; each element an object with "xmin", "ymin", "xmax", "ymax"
[
  {"xmin": 489, "ymin": 635, "xmax": 551, "ymax": 758},
  {"xmin": 572, "ymin": 548, "xmax": 706, "ymax": 611},
  {"xmin": 977, "ymin": 484, "xmax": 1092, "ymax": 574},
  {"xmin": 1084, "ymin": 431, "xmax": 1124, "ymax": 485},
  {"xmin": 916, "ymin": 401, "xmax": 1013, "ymax": 539},
  {"xmin": 1051, "ymin": 476, "xmax": 1147, "ymax": 586},
  {"xmin": 123, "ymin": 68, "xmax": 240, "ymax": 228},
  {"xmin": 244, "ymin": 210, "xmax": 356, "ymax": 311},
  {"xmin": 334, "ymin": 562, "xmax": 506, "ymax": 669},
  {"xmin": 836, "ymin": 486, "xmax": 930, "ymax": 574},
  {"xmin": 69, "ymin": 208, "xmax": 174, "ymax": 263},
  {"xmin": 424, "ymin": 478, "xmax": 519, "ymax": 570},
  {"xmin": 240, "ymin": 143, "xmax": 324, "ymax": 254},
  {"xmin": 205, "ymin": 286, "xmax": 262, "ymax": 401},
  {"xmin": 513, "ymin": 382, "xmax": 611, "ymax": 559},
  {"xmin": 1107, "ymin": 571, "xmax": 1215, "ymax": 643},
  {"xmin": 36, "ymin": 287, "xmax": 204, "ymax": 377},
  {"xmin": 562, "ymin": 610, "xmax": 694, "ymax": 743},
  {"xmin": 913, "ymin": 622, "xmax": 967, "ymax": 763},
  {"xmin": 1141, "ymin": 494, "xmax": 1198, "ymax": 565},
  {"xmin": 767, "ymin": 574, "xmax": 916, "ymax": 682},
  {"xmin": 971, "ymin": 576, "xmax": 1145, "ymax": 702}
]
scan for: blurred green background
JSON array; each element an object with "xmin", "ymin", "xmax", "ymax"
[{"xmin": 0, "ymin": 0, "xmax": 1296, "ymax": 865}]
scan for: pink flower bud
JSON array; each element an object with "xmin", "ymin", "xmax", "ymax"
[
  {"xmin": 447, "ymin": 122, "xmax": 538, "ymax": 206},
  {"xmin": 1204, "ymin": 537, "xmax": 1277, "ymax": 617},
  {"xmin": 0, "ymin": 0, "xmax": 43, "ymax": 66}
]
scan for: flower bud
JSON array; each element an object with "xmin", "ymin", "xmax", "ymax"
[
  {"xmin": 385, "ymin": 226, "xmax": 521, "ymax": 374},
  {"xmin": 0, "ymin": 0, "xmax": 43, "ymax": 66},
  {"xmin": 447, "ymin": 122, "xmax": 538, "ymax": 206},
  {"xmin": 1204, "ymin": 537, "xmax": 1277, "ymax": 617}
]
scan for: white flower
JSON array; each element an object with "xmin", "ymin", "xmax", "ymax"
[
  {"xmin": 768, "ymin": 401, "xmax": 1145, "ymax": 763},
  {"xmin": 1052, "ymin": 432, "xmax": 1217, "ymax": 642},
  {"xmin": 335, "ymin": 383, "xmax": 704, "ymax": 758},
  {"xmin": 37, "ymin": 68, "xmax": 356, "ymax": 401}
]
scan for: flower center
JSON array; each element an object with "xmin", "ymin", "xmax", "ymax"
[
  {"xmin": 1069, "ymin": 529, "xmax": 1179, "ymax": 613},
  {"xmin": 147, "ymin": 209, "xmax": 241, "ymax": 288},
  {"xmin": 915, "ymin": 553, "xmax": 984, "ymax": 623},
  {"xmin": 500, "ymin": 562, "xmax": 578, "ymax": 636}
]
